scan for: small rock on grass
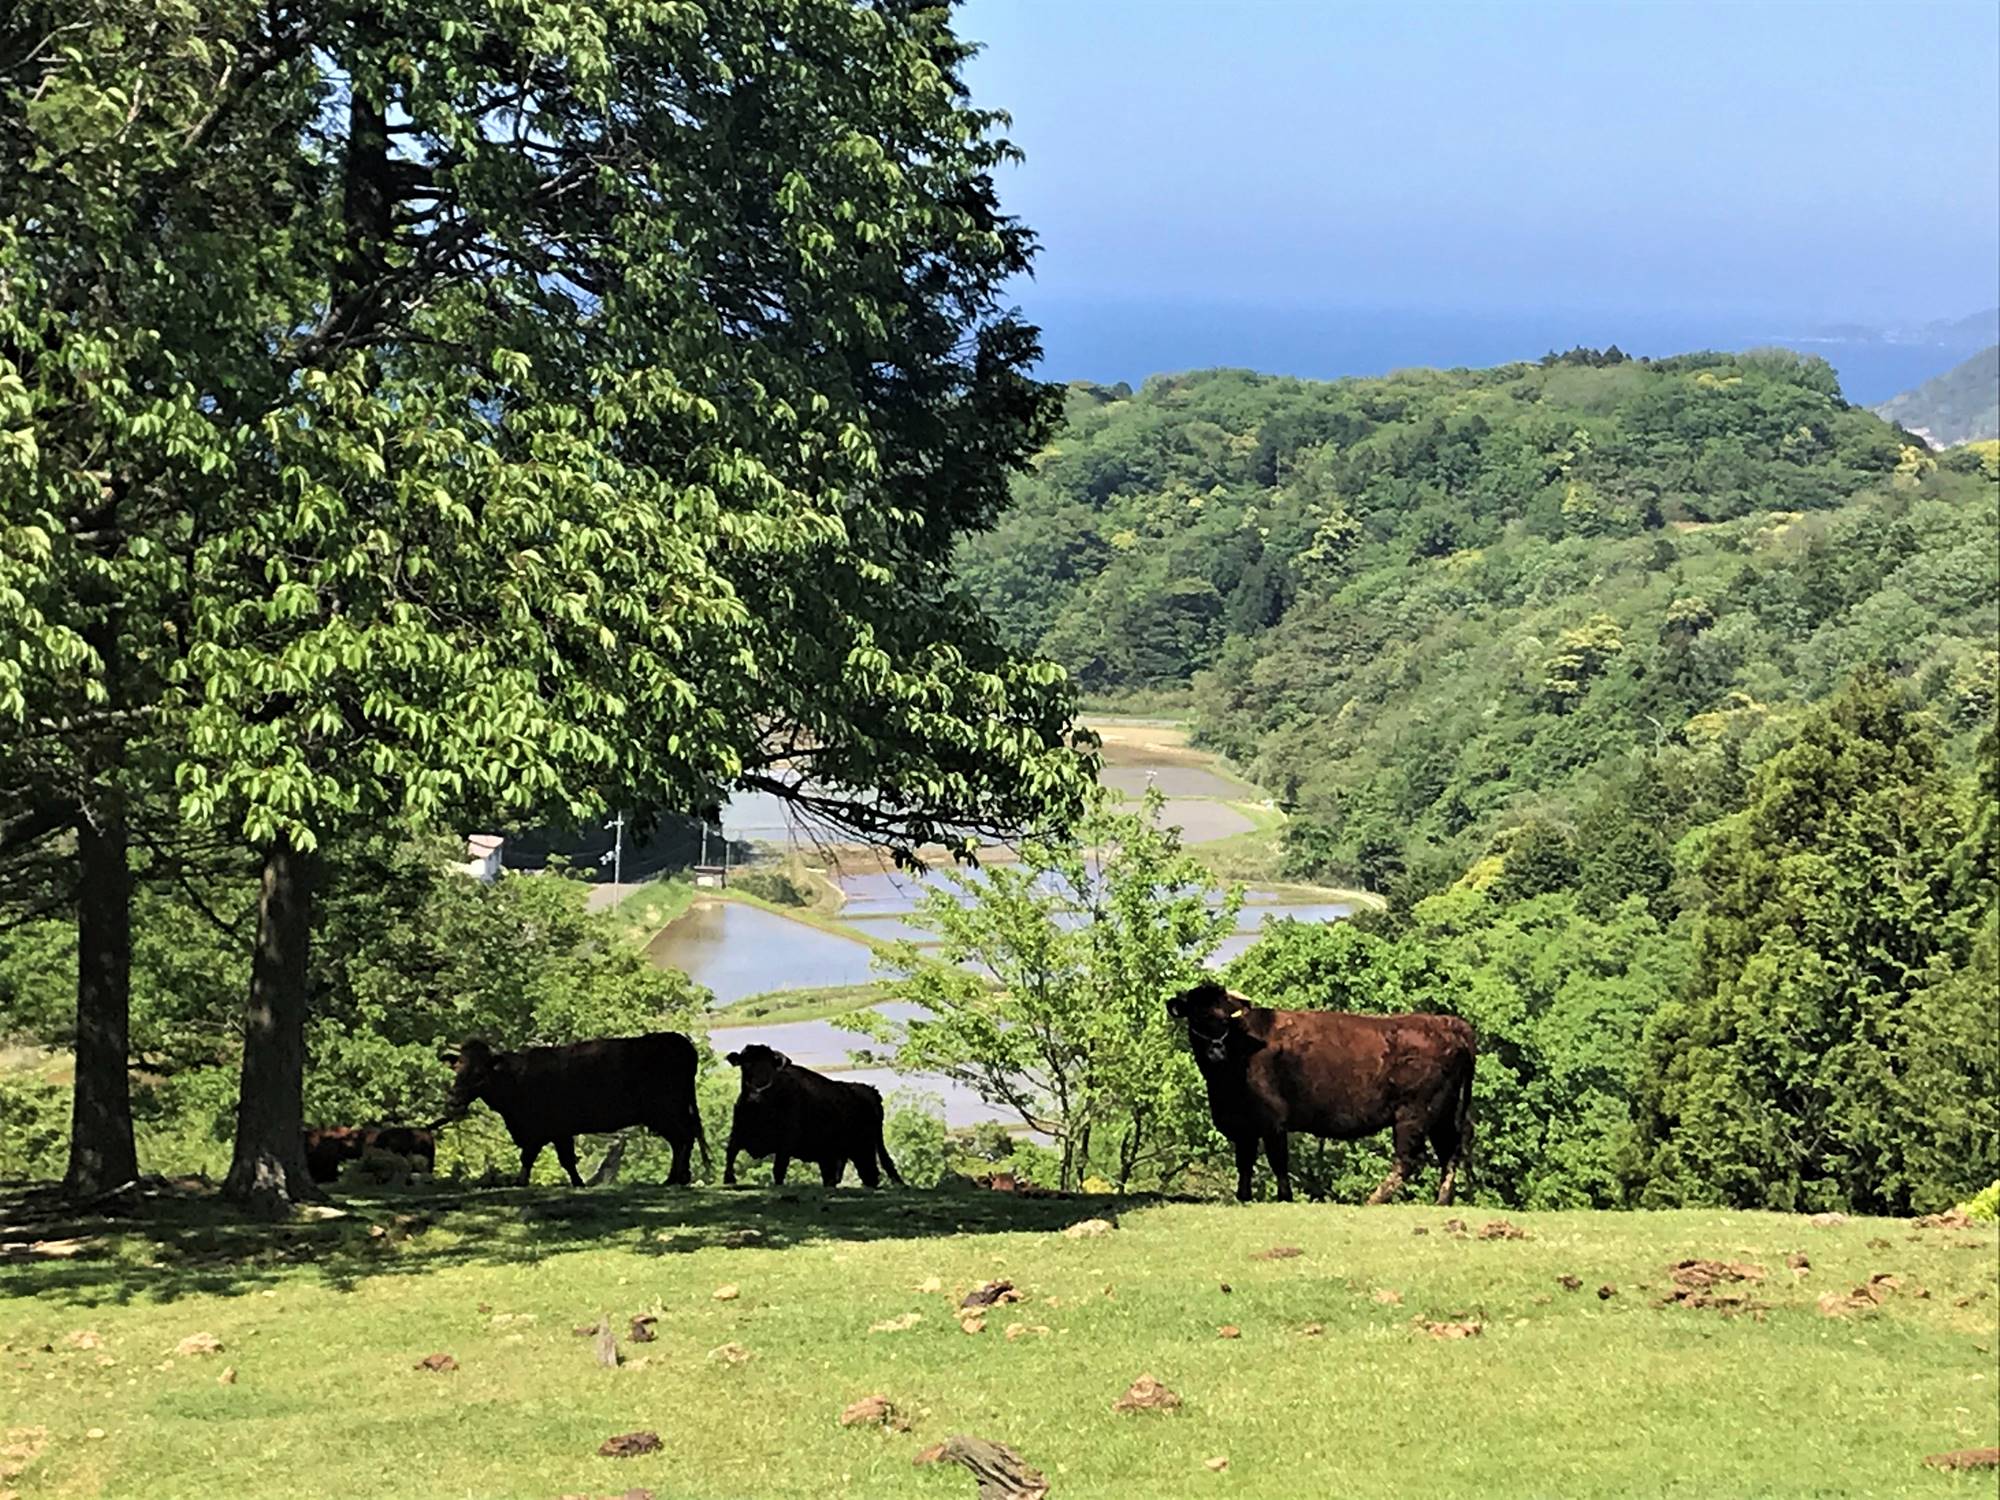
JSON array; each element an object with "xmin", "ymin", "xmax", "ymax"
[
  {"xmin": 628, "ymin": 1315, "xmax": 657, "ymax": 1344},
  {"xmin": 1205, "ymin": 1456, "xmax": 1230, "ymax": 1472},
  {"xmin": 597, "ymin": 1432, "xmax": 662, "ymax": 1459},
  {"xmin": 1254, "ymin": 1245, "xmax": 1302, "ymax": 1261},
  {"xmin": 1597, "ymin": 1284, "xmax": 1616, "ymax": 1300},
  {"xmin": 871, "ymin": 1312, "xmax": 922, "ymax": 1334},
  {"xmin": 958, "ymin": 1314, "xmax": 987, "ymax": 1335},
  {"xmin": 1786, "ymin": 1251, "xmax": 1810, "ymax": 1271},
  {"xmin": 1217, "ymin": 1325, "xmax": 1240, "ymax": 1339},
  {"xmin": 707, "ymin": 1342, "xmax": 752, "ymax": 1366},
  {"xmin": 1371, "ymin": 1288, "xmax": 1403, "ymax": 1306},
  {"xmin": 1061, "ymin": 1218, "xmax": 1113, "ymax": 1239},
  {"xmin": 961, "ymin": 1280, "xmax": 1022, "ymax": 1309},
  {"xmin": 173, "ymin": 1334, "xmax": 223, "ymax": 1358},
  {"xmin": 1298, "ymin": 1322, "xmax": 1324, "ymax": 1337},
  {"xmin": 415, "ymin": 1353, "xmax": 459, "ymax": 1373},
  {"xmin": 839, "ymin": 1396, "xmax": 910, "ymax": 1431},
  {"xmin": 1557, "ymin": 1275, "xmax": 1582, "ymax": 1292},
  {"xmin": 217, "ymin": 1367, "xmax": 237, "ymax": 1386},
  {"xmin": 915, "ymin": 1276, "xmax": 943, "ymax": 1294},
  {"xmin": 1416, "ymin": 1318, "xmax": 1482, "ymax": 1340},
  {"xmin": 711, "ymin": 1285, "xmax": 739, "ymax": 1302},
  {"xmin": 1477, "ymin": 1220, "xmax": 1527, "ymax": 1241},
  {"xmin": 1113, "ymin": 1375, "xmax": 1182, "ymax": 1413}
]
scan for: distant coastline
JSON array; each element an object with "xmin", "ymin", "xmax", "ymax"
[{"xmin": 1020, "ymin": 297, "xmax": 1997, "ymax": 408}]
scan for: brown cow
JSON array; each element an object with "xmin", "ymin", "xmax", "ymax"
[
  {"xmin": 442, "ymin": 1032, "xmax": 708, "ymax": 1187},
  {"xmin": 722, "ymin": 1045, "xmax": 902, "ymax": 1189},
  {"xmin": 1166, "ymin": 980, "xmax": 1475, "ymax": 1205},
  {"xmin": 302, "ymin": 1125, "xmax": 437, "ymax": 1184}
]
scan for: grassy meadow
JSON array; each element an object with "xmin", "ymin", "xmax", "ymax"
[{"xmin": 2, "ymin": 1187, "xmax": 1994, "ymax": 1499}]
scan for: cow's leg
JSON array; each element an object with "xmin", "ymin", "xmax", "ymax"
[
  {"xmin": 1264, "ymin": 1133, "xmax": 1293, "ymax": 1202},
  {"xmin": 1366, "ymin": 1116, "xmax": 1426, "ymax": 1205},
  {"xmin": 855, "ymin": 1150, "xmax": 881, "ymax": 1189},
  {"xmin": 1429, "ymin": 1118, "xmax": 1463, "ymax": 1206},
  {"xmin": 1232, "ymin": 1134, "xmax": 1259, "ymax": 1202},
  {"xmin": 772, "ymin": 1152, "xmax": 790, "ymax": 1186},
  {"xmin": 553, "ymin": 1136, "xmax": 585, "ymax": 1188},
  {"xmin": 723, "ymin": 1131, "xmax": 740, "ymax": 1186},
  {"xmin": 819, "ymin": 1157, "xmax": 842, "ymax": 1188},
  {"xmin": 658, "ymin": 1122, "xmax": 694, "ymax": 1188},
  {"xmin": 517, "ymin": 1140, "xmax": 543, "ymax": 1187}
]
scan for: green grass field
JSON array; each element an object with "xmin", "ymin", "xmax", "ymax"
[{"xmin": 2, "ymin": 1187, "xmax": 1994, "ymax": 1498}]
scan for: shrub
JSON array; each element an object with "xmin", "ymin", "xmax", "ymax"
[
  {"xmin": 883, "ymin": 1091, "xmax": 948, "ymax": 1188},
  {"xmin": 731, "ymin": 869, "xmax": 813, "ymax": 907},
  {"xmin": 0, "ymin": 1078, "xmax": 68, "ymax": 1180}
]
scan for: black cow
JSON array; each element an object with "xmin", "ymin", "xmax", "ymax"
[
  {"xmin": 723, "ymin": 1044, "xmax": 901, "ymax": 1188},
  {"xmin": 302, "ymin": 1124, "xmax": 437, "ymax": 1184},
  {"xmin": 1166, "ymin": 980, "xmax": 1475, "ymax": 1204},
  {"xmin": 442, "ymin": 1032, "xmax": 708, "ymax": 1187}
]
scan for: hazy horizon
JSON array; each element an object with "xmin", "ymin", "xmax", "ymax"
[{"xmin": 961, "ymin": 0, "xmax": 2000, "ymax": 348}]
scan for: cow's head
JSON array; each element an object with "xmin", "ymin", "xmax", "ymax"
[
  {"xmin": 726, "ymin": 1044, "xmax": 791, "ymax": 1101},
  {"xmin": 442, "ymin": 1037, "xmax": 497, "ymax": 1115},
  {"xmin": 1166, "ymin": 981, "xmax": 1256, "ymax": 1064}
]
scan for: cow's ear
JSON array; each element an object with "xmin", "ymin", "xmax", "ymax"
[
  {"xmin": 773, "ymin": 1051, "xmax": 792, "ymax": 1070},
  {"xmin": 725, "ymin": 1051, "xmax": 742, "ymax": 1067},
  {"xmin": 1164, "ymin": 996, "xmax": 1185, "ymax": 1018}
]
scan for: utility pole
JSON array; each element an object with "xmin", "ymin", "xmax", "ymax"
[{"xmin": 606, "ymin": 810, "xmax": 625, "ymax": 887}]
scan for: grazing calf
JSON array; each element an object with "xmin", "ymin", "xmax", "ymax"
[
  {"xmin": 301, "ymin": 1124, "xmax": 437, "ymax": 1184},
  {"xmin": 723, "ymin": 1044, "xmax": 902, "ymax": 1189},
  {"xmin": 1166, "ymin": 980, "xmax": 1475, "ymax": 1205},
  {"xmin": 441, "ymin": 1032, "xmax": 708, "ymax": 1187}
]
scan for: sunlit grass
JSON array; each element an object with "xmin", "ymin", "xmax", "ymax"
[{"xmin": 3, "ymin": 1191, "xmax": 1993, "ymax": 1499}]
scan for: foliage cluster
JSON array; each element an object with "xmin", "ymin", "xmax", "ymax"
[{"xmin": 959, "ymin": 363, "xmax": 1997, "ymax": 891}]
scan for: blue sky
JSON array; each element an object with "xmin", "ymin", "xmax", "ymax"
[{"xmin": 959, "ymin": 0, "xmax": 2000, "ymax": 326}]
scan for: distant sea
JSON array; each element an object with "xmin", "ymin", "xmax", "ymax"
[{"xmin": 1022, "ymin": 298, "xmax": 1992, "ymax": 408}]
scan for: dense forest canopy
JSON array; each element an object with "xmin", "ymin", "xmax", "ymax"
[{"xmin": 960, "ymin": 354, "xmax": 1998, "ymax": 891}]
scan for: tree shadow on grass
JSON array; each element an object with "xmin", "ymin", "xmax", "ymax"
[{"xmin": 1, "ymin": 1177, "xmax": 1144, "ymax": 1308}]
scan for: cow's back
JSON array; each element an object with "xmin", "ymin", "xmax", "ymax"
[
  {"xmin": 495, "ymin": 1032, "xmax": 693, "ymax": 1135},
  {"xmin": 736, "ymin": 1067, "xmax": 882, "ymax": 1162},
  {"xmin": 1255, "ymin": 1010, "xmax": 1472, "ymax": 1138}
]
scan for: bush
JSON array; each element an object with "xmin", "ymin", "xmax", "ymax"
[
  {"xmin": 1960, "ymin": 1181, "xmax": 2000, "ymax": 1223},
  {"xmin": 0, "ymin": 1078, "xmax": 68, "ymax": 1180},
  {"xmin": 730, "ymin": 869, "xmax": 813, "ymax": 907},
  {"xmin": 883, "ymin": 1091, "xmax": 947, "ymax": 1188}
]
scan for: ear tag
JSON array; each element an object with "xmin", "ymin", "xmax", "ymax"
[{"xmin": 1229, "ymin": 1009, "xmax": 1244, "ymax": 1018}]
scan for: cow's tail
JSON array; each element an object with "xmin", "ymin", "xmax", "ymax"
[
  {"xmin": 1452, "ymin": 1041, "xmax": 1477, "ymax": 1196},
  {"xmin": 877, "ymin": 1138, "xmax": 904, "ymax": 1187},
  {"xmin": 687, "ymin": 1091, "xmax": 713, "ymax": 1176}
]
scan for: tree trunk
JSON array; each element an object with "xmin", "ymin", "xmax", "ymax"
[
  {"xmin": 62, "ymin": 807, "xmax": 138, "ymax": 1198},
  {"xmin": 223, "ymin": 835, "xmax": 320, "ymax": 1214}
]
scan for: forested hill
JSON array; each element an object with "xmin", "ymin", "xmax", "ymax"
[
  {"xmin": 960, "ymin": 352, "xmax": 1999, "ymax": 889},
  {"xmin": 1873, "ymin": 344, "xmax": 2000, "ymax": 448}
]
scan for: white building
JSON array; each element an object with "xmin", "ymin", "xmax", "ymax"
[{"xmin": 456, "ymin": 834, "xmax": 505, "ymax": 882}]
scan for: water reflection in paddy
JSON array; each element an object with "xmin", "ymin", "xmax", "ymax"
[{"xmin": 644, "ymin": 901, "xmax": 876, "ymax": 1006}]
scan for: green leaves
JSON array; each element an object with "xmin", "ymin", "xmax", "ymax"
[{"xmin": 845, "ymin": 791, "xmax": 1238, "ymax": 1191}]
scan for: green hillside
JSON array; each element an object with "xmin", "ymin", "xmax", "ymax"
[
  {"xmin": 960, "ymin": 352, "xmax": 1998, "ymax": 888},
  {"xmin": 1875, "ymin": 345, "xmax": 2000, "ymax": 449}
]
